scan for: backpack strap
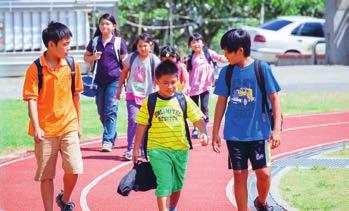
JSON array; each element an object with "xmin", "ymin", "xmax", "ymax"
[
  {"xmin": 114, "ymin": 36, "xmax": 122, "ymax": 64},
  {"xmin": 92, "ymin": 36, "xmax": 99, "ymax": 53},
  {"xmin": 204, "ymin": 48, "xmax": 217, "ymax": 69},
  {"xmin": 253, "ymin": 59, "xmax": 269, "ymax": 113},
  {"xmin": 174, "ymin": 92, "xmax": 192, "ymax": 149},
  {"xmin": 186, "ymin": 52, "xmax": 194, "ymax": 72},
  {"xmin": 34, "ymin": 58, "xmax": 43, "ymax": 91},
  {"xmin": 129, "ymin": 51, "xmax": 139, "ymax": 71},
  {"xmin": 225, "ymin": 64, "xmax": 235, "ymax": 96},
  {"xmin": 143, "ymin": 92, "xmax": 158, "ymax": 160},
  {"xmin": 35, "ymin": 57, "xmax": 75, "ymax": 95},
  {"xmin": 65, "ymin": 56, "xmax": 76, "ymax": 95},
  {"xmin": 149, "ymin": 54, "xmax": 155, "ymax": 82}
]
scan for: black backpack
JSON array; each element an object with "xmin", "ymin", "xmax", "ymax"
[
  {"xmin": 143, "ymin": 92, "xmax": 192, "ymax": 159},
  {"xmin": 225, "ymin": 60, "xmax": 274, "ymax": 127},
  {"xmin": 187, "ymin": 48, "xmax": 218, "ymax": 72},
  {"xmin": 34, "ymin": 56, "xmax": 75, "ymax": 94}
]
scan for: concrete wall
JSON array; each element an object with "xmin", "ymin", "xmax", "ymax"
[{"xmin": 325, "ymin": 0, "xmax": 349, "ymax": 65}]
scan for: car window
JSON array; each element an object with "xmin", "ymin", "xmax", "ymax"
[
  {"xmin": 299, "ymin": 22, "xmax": 324, "ymax": 37},
  {"xmin": 291, "ymin": 25, "xmax": 301, "ymax": 35},
  {"xmin": 259, "ymin": 19, "xmax": 293, "ymax": 31}
]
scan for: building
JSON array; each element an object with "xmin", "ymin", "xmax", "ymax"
[{"xmin": 0, "ymin": 0, "xmax": 119, "ymax": 76}]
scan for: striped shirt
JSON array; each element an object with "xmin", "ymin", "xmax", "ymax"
[{"xmin": 136, "ymin": 94, "xmax": 204, "ymax": 150}]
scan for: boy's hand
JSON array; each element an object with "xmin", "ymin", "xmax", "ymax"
[
  {"xmin": 34, "ymin": 128, "xmax": 45, "ymax": 144},
  {"xmin": 132, "ymin": 149, "xmax": 139, "ymax": 163},
  {"xmin": 212, "ymin": 134, "xmax": 221, "ymax": 153},
  {"xmin": 199, "ymin": 133, "xmax": 208, "ymax": 146},
  {"xmin": 270, "ymin": 130, "xmax": 281, "ymax": 149}
]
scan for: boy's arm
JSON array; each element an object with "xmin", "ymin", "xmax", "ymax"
[
  {"xmin": 116, "ymin": 65, "xmax": 130, "ymax": 100},
  {"xmin": 269, "ymin": 92, "xmax": 281, "ymax": 149},
  {"xmin": 28, "ymin": 99, "xmax": 44, "ymax": 143},
  {"xmin": 212, "ymin": 96, "xmax": 228, "ymax": 153},
  {"xmin": 73, "ymin": 94, "xmax": 81, "ymax": 138},
  {"xmin": 132, "ymin": 124, "xmax": 149, "ymax": 162},
  {"xmin": 193, "ymin": 119, "xmax": 208, "ymax": 146}
]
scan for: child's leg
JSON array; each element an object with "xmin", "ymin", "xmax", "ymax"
[
  {"xmin": 199, "ymin": 90, "xmax": 210, "ymax": 123},
  {"xmin": 60, "ymin": 131, "xmax": 83, "ymax": 202},
  {"xmin": 40, "ymin": 179, "xmax": 54, "ymax": 211},
  {"xmin": 95, "ymin": 85, "xmax": 105, "ymax": 124},
  {"xmin": 255, "ymin": 167, "xmax": 271, "ymax": 203},
  {"xmin": 126, "ymin": 99, "xmax": 141, "ymax": 151},
  {"xmin": 62, "ymin": 174, "xmax": 78, "ymax": 203},
  {"xmin": 157, "ymin": 196, "xmax": 168, "ymax": 211},
  {"xmin": 233, "ymin": 170, "xmax": 249, "ymax": 211},
  {"xmin": 169, "ymin": 191, "xmax": 181, "ymax": 210}
]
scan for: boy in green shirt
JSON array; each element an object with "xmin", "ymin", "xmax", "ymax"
[{"xmin": 132, "ymin": 60, "xmax": 208, "ymax": 211}]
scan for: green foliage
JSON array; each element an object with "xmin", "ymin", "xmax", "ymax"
[
  {"xmin": 113, "ymin": 0, "xmax": 325, "ymax": 55},
  {"xmin": 280, "ymin": 168, "xmax": 349, "ymax": 210}
]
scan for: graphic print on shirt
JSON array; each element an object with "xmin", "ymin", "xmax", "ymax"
[
  {"xmin": 133, "ymin": 65, "xmax": 146, "ymax": 92},
  {"xmin": 154, "ymin": 107, "xmax": 182, "ymax": 123},
  {"xmin": 230, "ymin": 78, "xmax": 256, "ymax": 118}
]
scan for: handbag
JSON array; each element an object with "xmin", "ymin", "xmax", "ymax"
[
  {"xmin": 82, "ymin": 61, "xmax": 98, "ymax": 97},
  {"xmin": 117, "ymin": 161, "xmax": 157, "ymax": 196}
]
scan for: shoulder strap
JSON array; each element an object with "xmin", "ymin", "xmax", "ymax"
[
  {"xmin": 186, "ymin": 52, "xmax": 194, "ymax": 72},
  {"xmin": 175, "ymin": 92, "xmax": 193, "ymax": 149},
  {"xmin": 34, "ymin": 58, "xmax": 43, "ymax": 91},
  {"xmin": 65, "ymin": 56, "xmax": 76, "ymax": 95},
  {"xmin": 253, "ymin": 60, "xmax": 269, "ymax": 113},
  {"xmin": 150, "ymin": 54, "xmax": 155, "ymax": 82},
  {"xmin": 143, "ymin": 92, "xmax": 158, "ymax": 160},
  {"xmin": 204, "ymin": 48, "xmax": 217, "ymax": 68},
  {"xmin": 225, "ymin": 65, "xmax": 234, "ymax": 96},
  {"xmin": 92, "ymin": 36, "xmax": 99, "ymax": 53},
  {"xmin": 129, "ymin": 51, "xmax": 139, "ymax": 70},
  {"xmin": 114, "ymin": 36, "xmax": 122, "ymax": 63}
]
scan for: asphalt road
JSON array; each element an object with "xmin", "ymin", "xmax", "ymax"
[{"xmin": 1, "ymin": 65, "xmax": 349, "ymax": 99}]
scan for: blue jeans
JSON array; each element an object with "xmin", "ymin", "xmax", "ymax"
[{"xmin": 96, "ymin": 80, "xmax": 119, "ymax": 145}]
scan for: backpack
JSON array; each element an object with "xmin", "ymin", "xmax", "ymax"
[
  {"xmin": 225, "ymin": 60, "xmax": 277, "ymax": 128},
  {"xmin": 129, "ymin": 51, "xmax": 156, "ymax": 82},
  {"xmin": 187, "ymin": 48, "xmax": 218, "ymax": 72},
  {"xmin": 143, "ymin": 91, "xmax": 192, "ymax": 159},
  {"xmin": 34, "ymin": 56, "xmax": 75, "ymax": 94}
]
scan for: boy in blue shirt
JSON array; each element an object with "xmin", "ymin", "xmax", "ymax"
[{"xmin": 212, "ymin": 29, "xmax": 282, "ymax": 211}]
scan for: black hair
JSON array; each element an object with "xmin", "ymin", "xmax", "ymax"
[
  {"xmin": 93, "ymin": 13, "xmax": 121, "ymax": 37},
  {"xmin": 188, "ymin": 32, "xmax": 204, "ymax": 47},
  {"xmin": 155, "ymin": 60, "xmax": 178, "ymax": 80},
  {"xmin": 220, "ymin": 28, "xmax": 251, "ymax": 57},
  {"xmin": 42, "ymin": 21, "xmax": 72, "ymax": 48},
  {"xmin": 131, "ymin": 33, "xmax": 160, "ymax": 56},
  {"xmin": 160, "ymin": 45, "xmax": 180, "ymax": 61}
]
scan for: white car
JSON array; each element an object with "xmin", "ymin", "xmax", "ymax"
[{"xmin": 242, "ymin": 16, "xmax": 325, "ymax": 63}]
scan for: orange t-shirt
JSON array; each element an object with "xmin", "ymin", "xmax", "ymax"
[{"xmin": 22, "ymin": 54, "xmax": 83, "ymax": 137}]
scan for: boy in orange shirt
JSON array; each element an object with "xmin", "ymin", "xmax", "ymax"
[{"xmin": 23, "ymin": 21, "xmax": 84, "ymax": 211}]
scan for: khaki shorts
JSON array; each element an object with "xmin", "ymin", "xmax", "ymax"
[{"xmin": 34, "ymin": 131, "xmax": 83, "ymax": 181}]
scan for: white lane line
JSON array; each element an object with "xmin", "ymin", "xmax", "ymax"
[
  {"xmin": 80, "ymin": 161, "xmax": 132, "ymax": 211},
  {"xmin": 225, "ymin": 121, "xmax": 349, "ymax": 208},
  {"xmin": 80, "ymin": 143, "xmax": 203, "ymax": 211},
  {"xmin": 286, "ymin": 111, "xmax": 349, "ymax": 118}
]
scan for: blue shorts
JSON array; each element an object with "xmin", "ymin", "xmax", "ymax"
[{"xmin": 226, "ymin": 140, "xmax": 271, "ymax": 170}]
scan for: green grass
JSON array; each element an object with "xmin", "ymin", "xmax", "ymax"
[
  {"xmin": 1, "ymin": 91, "xmax": 349, "ymax": 155},
  {"xmin": 280, "ymin": 166, "xmax": 349, "ymax": 210},
  {"xmin": 321, "ymin": 146, "xmax": 349, "ymax": 158}
]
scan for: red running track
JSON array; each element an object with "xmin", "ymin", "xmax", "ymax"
[{"xmin": 0, "ymin": 112, "xmax": 348, "ymax": 211}]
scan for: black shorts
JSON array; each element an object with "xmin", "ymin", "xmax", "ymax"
[{"xmin": 226, "ymin": 140, "xmax": 271, "ymax": 170}]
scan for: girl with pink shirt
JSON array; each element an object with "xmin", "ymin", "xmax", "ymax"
[{"xmin": 186, "ymin": 32, "xmax": 227, "ymax": 138}]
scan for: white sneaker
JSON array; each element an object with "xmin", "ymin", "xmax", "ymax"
[
  {"xmin": 101, "ymin": 142, "xmax": 113, "ymax": 152},
  {"xmin": 123, "ymin": 150, "xmax": 132, "ymax": 160}
]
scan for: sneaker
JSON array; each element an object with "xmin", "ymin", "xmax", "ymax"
[
  {"xmin": 191, "ymin": 129, "xmax": 200, "ymax": 139},
  {"xmin": 101, "ymin": 142, "xmax": 113, "ymax": 152},
  {"xmin": 123, "ymin": 150, "xmax": 132, "ymax": 161},
  {"xmin": 56, "ymin": 190, "xmax": 75, "ymax": 211},
  {"xmin": 254, "ymin": 197, "xmax": 274, "ymax": 211}
]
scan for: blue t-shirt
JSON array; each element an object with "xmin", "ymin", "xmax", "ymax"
[{"xmin": 214, "ymin": 60, "xmax": 281, "ymax": 141}]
